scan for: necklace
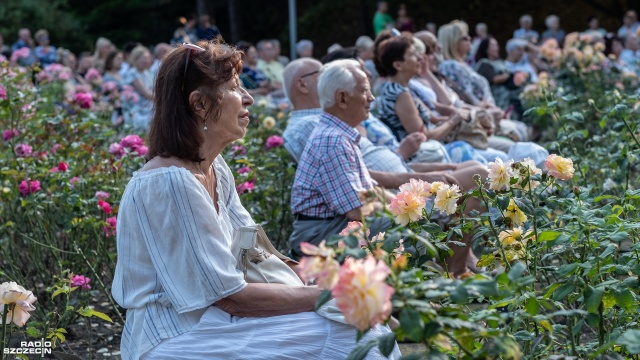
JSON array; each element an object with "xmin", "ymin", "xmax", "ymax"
[{"xmin": 195, "ymin": 162, "xmax": 215, "ymax": 200}]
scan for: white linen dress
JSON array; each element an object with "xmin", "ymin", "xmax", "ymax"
[{"xmin": 112, "ymin": 155, "xmax": 401, "ymax": 360}]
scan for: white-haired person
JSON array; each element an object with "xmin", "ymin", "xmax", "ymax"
[
  {"xmin": 541, "ymin": 15, "xmax": 566, "ymax": 44},
  {"xmin": 93, "ymin": 37, "xmax": 115, "ymax": 73},
  {"xmin": 513, "ymin": 14, "xmax": 539, "ymax": 44},
  {"xmin": 296, "ymin": 39, "xmax": 314, "ymax": 58},
  {"xmin": 288, "ymin": 59, "xmax": 395, "ymax": 260},
  {"xmin": 504, "ymin": 38, "xmax": 539, "ymax": 83}
]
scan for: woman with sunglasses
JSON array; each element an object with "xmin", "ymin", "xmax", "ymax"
[{"xmin": 112, "ymin": 40, "xmax": 399, "ymax": 360}]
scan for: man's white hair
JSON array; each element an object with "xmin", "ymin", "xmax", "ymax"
[
  {"xmin": 296, "ymin": 39, "xmax": 313, "ymax": 55},
  {"xmin": 282, "ymin": 58, "xmax": 322, "ymax": 100},
  {"xmin": 317, "ymin": 59, "xmax": 364, "ymax": 109}
]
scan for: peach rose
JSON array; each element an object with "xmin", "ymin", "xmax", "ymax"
[
  {"xmin": 487, "ymin": 157, "xmax": 514, "ymax": 191},
  {"xmin": 545, "ymin": 154, "xmax": 575, "ymax": 180},
  {"xmin": 332, "ymin": 256, "xmax": 394, "ymax": 331},
  {"xmin": 434, "ymin": 184, "xmax": 461, "ymax": 215},
  {"xmin": 389, "ymin": 191, "xmax": 425, "ymax": 225},
  {"xmin": 398, "ymin": 178, "xmax": 431, "ymax": 199},
  {"xmin": 299, "ymin": 241, "xmax": 340, "ymax": 289},
  {"xmin": 0, "ymin": 282, "xmax": 37, "ymax": 327}
]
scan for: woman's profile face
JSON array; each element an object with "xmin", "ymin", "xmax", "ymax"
[
  {"xmin": 399, "ymin": 45, "xmax": 420, "ymax": 76},
  {"xmin": 136, "ymin": 51, "xmax": 152, "ymax": 70},
  {"xmin": 205, "ymin": 74, "xmax": 254, "ymax": 145},
  {"xmin": 245, "ymin": 47, "xmax": 258, "ymax": 65},
  {"xmin": 113, "ymin": 53, "xmax": 124, "ymax": 70},
  {"xmin": 456, "ymin": 34, "xmax": 471, "ymax": 60},
  {"xmin": 488, "ymin": 38, "xmax": 500, "ymax": 59}
]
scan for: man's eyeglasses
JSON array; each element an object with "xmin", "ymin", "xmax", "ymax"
[
  {"xmin": 182, "ymin": 43, "xmax": 205, "ymax": 92},
  {"xmin": 300, "ymin": 70, "xmax": 319, "ymax": 79}
]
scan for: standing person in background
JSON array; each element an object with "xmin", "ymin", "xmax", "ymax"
[
  {"xmin": 196, "ymin": 14, "xmax": 220, "ymax": 40},
  {"xmin": 373, "ymin": 1, "xmax": 394, "ymax": 36},
  {"xmin": 296, "ymin": 40, "xmax": 314, "ymax": 58},
  {"xmin": 395, "ymin": 4, "xmax": 415, "ymax": 33},
  {"xmin": 256, "ymin": 40, "xmax": 284, "ymax": 88},
  {"xmin": 119, "ymin": 42, "xmax": 141, "ymax": 78},
  {"xmin": 513, "ymin": 15, "xmax": 539, "ymax": 44},
  {"xmin": 34, "ymin": 29, "xmax": 57, "ymax": 67},
  {"xmin": 123, "ymin": 46, "xmax": 154, "ymax": 131},
  {"xmin": 541, "ymin": 15, "xmax": 566, "ymax": 44},
  {"xmin": 617, "ymin": 10, "xmax": 640, "ymax": 39},
  {"xmin": 93, "ymin": 37, "xmax": 115, "ymax": 73},
  {"xmin": 171, "ymin": 16, "xmax": 198, "ymax": 44},
  {"xmin": 356, "ymin": 35, "xmax": 378, "ymax": 84}
]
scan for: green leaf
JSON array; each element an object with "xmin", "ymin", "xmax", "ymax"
[
  {"xmin": 513, "ymin": 330, "xmax": 534, "ymax": 341},
  {"xmin": 508, "ymin": 262, "xmax": 526, "ymax": 281},
  {"xmin": 77, "ymin": 307, "xmax": 113, "ymax": 322},
  {"xmin": 613, "ymin": 288, "xmax": 634, "ymax": 310},
  {"xmin": 618, "ymin": 329, "xmax": 640, "ymax": 354},
  {"xmin": 552, "ymin": 284, "xmax": 575, "ymax": 301},
  {"xmin": 400, "ymin": 308, "xmax": 424, "ymax": 342},
  {"xmin": 399, "ymin": 354, "xmax": 426, "ymax": 360},
  {"xmin": 525, "ymin": 297, "xmax": 539, "ymax": 316},
  {"xmin": 537, "ymin": 231, "xmax": 561, "ymax": 242},
  {"xmin": 556, "ymin": 263, "xmax": 579, "ymax": 277},
  {"xmin": 314, "ymin": 290, "xmax": 332, "ymax": 311},
  {"xmin": 584, "ymin": 286, "xmax": 604, "ymax": 313},
  {"xmin": 377, "ymin": 332, "xmax": 397, "ymax": 357},
  {"xmin": 422, "ymin": 321, "xmax": 442, "ymax": 339},
  {"xmin": 346, "ymin": 339, "xmax": 378, "ymax": 360}
]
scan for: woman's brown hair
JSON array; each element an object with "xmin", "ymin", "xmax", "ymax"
[
  {"xmin": 377, "ymin": 35, "xmax": 413, "ymax": 77},
  {"xmin": 147, "ymin": 39, "xmax": 243, "ymax": 163}
]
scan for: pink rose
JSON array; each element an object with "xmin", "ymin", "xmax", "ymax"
[
  {"xmin": 10, "ymin": 48, "xmax": 31, "ymax": 62},
  {"xmin": 58, "ymin": 71, "xmax": 71, "ymax": 81},
  {"xmin": 37, "ymin": 71, "xmax": 52, "ymax": 83},
  {"xmin": 132, "ymin": 145, "xmax": 148, "ymax": 156},
  {"xmin": 51, "ymin": 143, "xmax": 62, "ymax": 154},
  {"xmin": 109, "ymin": 143, "xmax": 125, "ymax": 159},
  {"xmin": 70, "ymin": 275, "xmax": 91, "ymax": 290},
  {"xmin": 120, "ymin": 135, "xmax": 144, "ymax": 149},
  {"xmin": 0, "ymin": 84, "xmax": 6, "ymax": 100},
  {"xmin": 95, "ymin": 191, "xmax": 110, "ymax": 200},
  {"xmin": 3, "ymin": 129, "xmax": 18, "ymax": 141},
  {"xmin": 331, "ymin": 256, "xmax": 394, "ymax": 331},
  {"xmin": 84, "ymin": 68, "xmax": 102, "ymax": 82},
  {"xmin": 265, "ymin": 135, "xmax": 284, "ymax": 150},
  {"xmin": 74, "ymin": 92, "xmax": 93, "ymax": 109},
  {"xmin": 101, "ymin": 81, "xmax": 118, "ymax": 94},
  {"xmin": 14, "ymin": 143, "xmax": 32, "ymax": 157},
  {"xmin": 103, "ymin": 216, "xmax": 117, "ymax": 237},
  {"xmin": 237, "ymin": 166, "xmax": 252, "ymax": 174},
  {"xmin": 57, "ymin": 162, "xmax": 69, "ymax": 172},
  {"xmin": 339, "ymin": 221, "xmax": 370, "ymax": 247},
  {"xmin": 69, "ymin": 177, "xmax": 80, "ymax": 187},
  {"xmin": 19, "ymin": 180, "xmax": 40, "ymax": 196},
  {"xmin": 231, "ymin": 145, "xmax": 246, "ymax": 155},
  {"xmin": 298, "ymin": 241, "xmax": 340, "ymax": 289},
  {"xmin": 236, "ymin": 181, "xmax": 255, "ymax": 194},
  {"xmin": 544, "ymin": 154, "xmax": 575, "ymax": 181},
  {"xmin": 98, "ymin": 200, "xmax": 112, "ymax": 214}
]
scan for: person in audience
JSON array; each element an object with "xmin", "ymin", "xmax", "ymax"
[
  {"xmin": 236, "ymin": 41, "xmax": 272, "ymax": 97},
  {"xmin": 34, "ymin": 29, "xmax": 57, "ymax": 67},
  {"xmin": 327, "ymin": 43, "xmax": 343, "ymax": 54},
  {"xmin": 617, "ymin": 10, "xmax": 640, "ymax": 39},
  {"xmin": 504, "ymin": 38, "xmax": 539, "ymax": 83},
  {"xmin": 288, "ymin": 59, "xmax": 394, "ymax": 259},
  {"xmin": 604, "ymin": 34, "xmax": 634, "ymax": 73},
  {"xmin": 119, "ymin": 41, "xmax": 141, "ymax": 78},
  {"xmin": 93, "ymin": 37, "xmax": 114, "ymax": 73},
  {"xmin": 112, "ymin": 41, "xmax": 399, "ymax": 360},
  {"xmin": 272, "ymin": 39, "xmax": 290, "ymax": 66},
  {"xmin": 356, "ymin": 35, "xmax": 377, "ymax": 82},
  {"xmin": 58, "ymin": 48, "xmax": 77, "ymax": 72},
  {"xmin": 11, "ymin": 28, "xmax": 37, "ymax": 67},
  {"xmin": 585, "ymin": 15, "xmax": 607, "ymax": 36},
  {"xmin": 373, "ymin": 1, "xmax": 395, "ymax": 36},
  {"xmin": 620, "ymin": 35, "xmax": 639, "ymax": 69},
  {"xmin": 171, "ymin": 16, "xmax": 198, "ymax": 44},
  {"xmin": 296, "ymin": 39, "xmax": 314, "ymax": 58},
  {"xmin": 256, "ymin": 40, "xmax": 284, "ymax": 88},
  {"xmin": 475, "ymin": 36, "xmax": 526, "ymax": 117},
  {"xmin": 74, "ymin": 52, "xmax": 94, "ymax": 85},
  {"xmin": 395, "ymin": 4, "xmax": 415, "ymax": 33},
  {"xmin": 426, "ymin": 22, "xmax": 438, "ymax": 35},
  {"xmin": 196, "ymin": 14, "xmax": 220, "ymax": 40},
  {"xmin": 150, "ymin": 43, "xmax": 172, "ymax": 75},
  {"xmin": 103, "ymin": 50, "xmax": 125, "ymax": 86},
  {"xmin": 123, "ymin": 46, "xmax": 154, "ymax": 131},
  {"xmin": 541, "ymin": 15, "xmax": 566, "ymax": 44},
  {"xmin": 513, "ymin": 14, "xmax": 539, "ymax": 44},
  {"xmin": 470, "ymin": 23, "xmax": 488, "ymax": 62}
]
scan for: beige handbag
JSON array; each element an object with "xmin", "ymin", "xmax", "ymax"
[{"xmin": 233, "ymin": 224, "xmax": 347, "ymax": 324}]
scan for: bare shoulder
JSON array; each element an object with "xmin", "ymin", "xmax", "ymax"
[{"xmin": 139, "ymin": 156, "xmax": 189, "ymax": 173}]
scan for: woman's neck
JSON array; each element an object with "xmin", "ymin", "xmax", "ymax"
[{"xmin": 389, "ymin": 72, "xmax": 412, "ymax": 87}]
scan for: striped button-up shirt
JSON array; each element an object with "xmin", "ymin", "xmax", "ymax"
[
  {"xmin": 283, "ymin": 108, "xmax": 322, "ymax": 162},
  {"xmin": 291, "ymin": 111, "xmax": 375, "ymax": 218}
]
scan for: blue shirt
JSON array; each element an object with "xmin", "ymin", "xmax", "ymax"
[
  {"xmin": 283, "ymin": 108, "xmax": 322, "ymax": 162},
  {"xmin": 34, "ymin": 46, "xmax": 57, "ymax": 67},
  {"xmin": 240, "ymin": 65, "xmax": 268, "ymax": 90},
  {"xmin": 291, "ymin": 112, "xmax": 375, "ymax": 217}
]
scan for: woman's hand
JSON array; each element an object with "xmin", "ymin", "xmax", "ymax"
[{"xmin": 396, "ymin": 132, "xmax": 426, "ymax": 160}]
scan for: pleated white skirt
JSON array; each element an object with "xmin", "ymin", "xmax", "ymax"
[{"xmin": 142, "ymin": 306, "xmax": 401, "ymax": 359}]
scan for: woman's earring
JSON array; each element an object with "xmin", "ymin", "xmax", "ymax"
[{"xmin": 204, "ymin": 121, "xmax": 208, "ymax": 131}]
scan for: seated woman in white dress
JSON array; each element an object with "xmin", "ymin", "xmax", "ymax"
[{"xmin": 111, "ymin": 40, "xmax": 400, "ymax": 360}]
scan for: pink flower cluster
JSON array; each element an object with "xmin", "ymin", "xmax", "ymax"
[
  {"xmin": 0, "ymin": 84, "xmax": 6, "ymax": 100},
  {"xmin": 109, "ymin": 135, "xmax": 148, "ymax": 159},
  {"xmin": 237, "ymin": 166, "xmax": 252, "ymax": 174},
  {"xmin": 49, "ymin": 161, "xmax": 69, "ymax": 173},
  {"xmin": 265, "ymin": 135, "xmax": 284, "ymax": 150},
  {"xmin": 14, "ymin": 143, "xmax": 32, "ymax": 157},
  {"xmin": 84, "ymin": 68, "xmax": 102, "ymax": 83},
  {"xmin": 230, "ymin": 145, "xmax": 246, "ymax": 156},
  {"xmin": 19, "ymin": 180, "xmax": 41, "ymax": 196},
  {"xmin": 10, "ymin": 48, "xmax": 31, "ymax": 62},
  {"xmin": 74, "ymin": 92, "xmax": 93, "ymax": 109},
  {"xmin": 70, "ymin": 275, "xmax": 91, "ymax": 290},
  {"xmin": 101, "ymin": 81, "xmax": 118, "ymax": 94},
  {"xmin": 42, "ymin": 64, "xmax": 72, "ymax": 82},
  {"xmin": 98, "ymin": 200, "xmax": 112, "ymax": 214},
  {"xmin": 104, "ymin": 217, "xmax": 117, "ymax": 237},
  {"xmin": 121, "ymin": 85, "xmax": 139, "ymax": 104},
  {"xmin": 3, "ymin": 129, "xmax": 18, "ymax": 141},
  {"xmin": 236, "ymin": 181, "xmax": 255, "ymax": 194}
]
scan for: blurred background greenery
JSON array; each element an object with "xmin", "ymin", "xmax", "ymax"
[{"xmin": 1, "ymin": 0, "xmax": 639, "ymax": 58}]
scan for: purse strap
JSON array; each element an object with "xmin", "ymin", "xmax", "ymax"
[{"xmin": 255, "ymin": 224, "xmax": 299, "ymax": 265}]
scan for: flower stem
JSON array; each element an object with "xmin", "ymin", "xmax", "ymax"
[
  {"xmin": 1, "ymin": 303, "xmax": 9, "ymax": 359},
  {"xmin": 476, "ymin": 183, "xmax": 511, "ymax": 271}
]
